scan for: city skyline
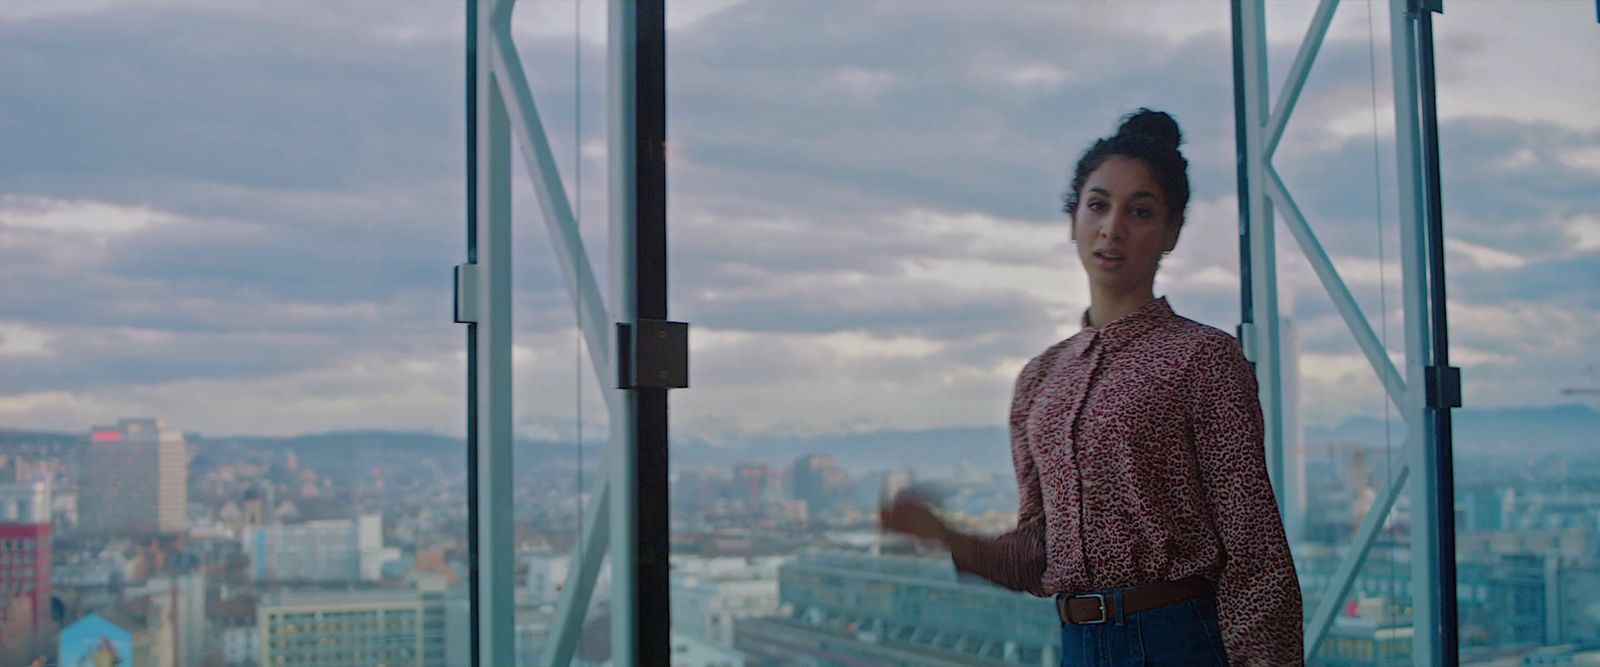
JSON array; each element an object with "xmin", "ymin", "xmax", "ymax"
[{"xmin": 1, "ymin": 401, "xmax": 1598, "ymax": 665}]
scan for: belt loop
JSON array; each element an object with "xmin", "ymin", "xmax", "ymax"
[{"xmin": 1114, "ymin": 587, "xmax": 1127, "ymax": 626}]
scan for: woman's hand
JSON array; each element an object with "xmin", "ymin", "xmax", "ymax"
[{"xmin": 878, "ymin": 491, "xmax": 951, "ymax": 544}]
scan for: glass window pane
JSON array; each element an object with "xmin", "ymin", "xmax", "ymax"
[
  {"xmin": 1, "ymin": 3, "xmax": 469, "ymax": 666},
  {"xmin": 502, "ymin": 2, "xmax": 611, "ymax": 665},
  {"xmin": 668, "ymin": 2, "xmax": 1285, "ymax": 666},
  {"xmin": 1438, "ymin": 3, "xmax": 1600, "ymax": 664}
]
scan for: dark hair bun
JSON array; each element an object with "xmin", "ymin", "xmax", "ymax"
[{"xmin": 1116, "ymin": 108, "xmax": 1182, "ymax": 149}]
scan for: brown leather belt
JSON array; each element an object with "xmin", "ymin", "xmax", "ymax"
[{"xmin": 1056, "ymin": 575, "xmax": 1213, "ymax": 625}]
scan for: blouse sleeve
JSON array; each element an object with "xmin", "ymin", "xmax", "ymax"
[
  {"xmin": 1189, "ymin": 334, "xmax": 1305, "ymax": 666},
  {"xmin": 949, "ymin": 356, "xmax": 1049, "ymax": 595}
]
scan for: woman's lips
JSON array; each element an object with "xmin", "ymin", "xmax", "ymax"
[{"xmin": 1093, "ymin": 250, "xmax": 1127, "ymax": 270}]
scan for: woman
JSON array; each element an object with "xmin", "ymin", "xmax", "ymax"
[{"xmin": 881, "ymin": 109, "xmax": 1303, "ymax": 666}]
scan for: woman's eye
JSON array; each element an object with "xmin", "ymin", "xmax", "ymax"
[{"xmin": 1087, "ymin": 201, "xmax": 1107, "ymax": 212}]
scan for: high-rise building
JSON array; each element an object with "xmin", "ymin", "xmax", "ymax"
[
  {"xmin": 78, "ymin": 418, "xmax": 188, "ymax": 536},
  {"xmin": 791, "ymin": 454, "xmax": 852, "ymax": 518},
  {"xmin": 1284, "ymin": 317, "xmax": 1308, "ymax": 544},
  {"xmin": 732, "ymin": 463, "xmax": 774, "ymax": 509},
  {"xmin": 258, "ymin": 589, "xmax": 424, "ymax": 667},
  {"xmin": 242, "ymin": 514, "xmax": 384, "ymax": 583},
  {"xmin": 357, "ymin": 513, "xmax": 384, "ymax": 580},
  {"xmin": 0, "ymin": 523, "xmax": 51, "ymax": 636},
  {"xmin": 124, "ymin": 571, "xmax": 207, "ymax": 667}
]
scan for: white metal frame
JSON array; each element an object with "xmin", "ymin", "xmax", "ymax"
[
  {"xmin": 464, "ymin": 1, "xmax": 638, "ymax": 665},
  {"xmin": 465, "ymin": 0, "xmax": 1464, "ymax": 663},
  {"xmin": 1236, "ymin": 0, "xmax": 1453, "ymax": 662}
]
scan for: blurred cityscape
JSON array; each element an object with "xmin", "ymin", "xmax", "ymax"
[{"xmin": 2, "ymin": 406, "xmax": 1599, "ymax": 667}]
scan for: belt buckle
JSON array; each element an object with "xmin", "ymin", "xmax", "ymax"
[{"xmin": 1070, "ymin": 592, "xmax": 1109, "ymax": 625}]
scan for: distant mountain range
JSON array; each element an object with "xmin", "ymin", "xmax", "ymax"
[
  {"xmin": 1305, "ymin": 403, "xmax": 1600, "ymax": 454},
  {"xmin": 4, "ymin": 404, "xmax": 1595, "ymax": 479},
  {"xmin": 673, "ymin": 403, "xmax": 1600, "ymax": 475}
]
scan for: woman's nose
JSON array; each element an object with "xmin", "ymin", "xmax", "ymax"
[{"xmin": 1101, "ymin": 211, "xmax": 1128, "ymax": 240}]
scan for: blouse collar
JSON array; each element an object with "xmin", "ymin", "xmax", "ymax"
[{"xmin": 1067, "ymin": 297, "xmax": 1176, "ymax": 357}]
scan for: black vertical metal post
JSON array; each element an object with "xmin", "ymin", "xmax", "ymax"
[
  {"xmin": 1415, "ymin": 5, "xmax": 1460, "ymax": 664},
  {"xmin": 463, "ymin": 2, "xmax": 480, "ymax": 666},
  {"xmin": 1230, "ymin": 0, "xmax": 1255, "ymax": 349},
  {"xmin": 634, "ymin": 1, "xmax": 671, "ymax": 663}
]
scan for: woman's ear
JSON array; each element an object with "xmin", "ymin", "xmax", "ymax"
[{"xmin": 1163, "ymin": 218, "xmax": 1183, "ymax": 252}]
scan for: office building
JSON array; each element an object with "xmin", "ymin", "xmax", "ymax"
[
  {"xmin": 208, "ymin": 597, "xmax": 259, "ymax": 667},
  {"xmin": 790, "ymin": 455, "xmax": 852, "ymax": 519},
  {"xmin": 1312, "ymin": 617, "xmax": 1414, "ymax": 667},
  {"xmin": 78, "ymin": 418, "xmax": 188, "ymax": 536},
  {"xmin": 124, "ymin": 571, "xmax": 207, "ymax": 667},
  {"xmin": 242, "ymin": 514, "xmax": 383, "ymax": 583},
  {"xmin": 258, "ymin": 589, "xmax": 424, "ymax": 667},
  {"xmin": 737, "ymin": 551, "xmax": 1059, "ymax": 666},
  {"xmin": 0, "ymin": 522, "xmax": 51, "ymax": 635},
  {"xmin": 525, "ymin": 552, "xmax": 571, "ymax": 603},
  {"xmin": 732, "ymin": 463, "xmax": 776, "ymax": 509},
  {"xmin": 671, "ymin": 557, "xmax": 781, "ymax": 648},
  {"xmin": 0, "ymin": 479, "xmax": 51, "ymax": 524}
]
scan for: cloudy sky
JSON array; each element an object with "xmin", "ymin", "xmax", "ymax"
[{"xmin": 0, "ymin": 0, "xmax": 1596, "ymax": 443}]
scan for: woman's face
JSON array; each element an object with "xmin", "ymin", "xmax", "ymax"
[{"xmin": 1071, "ymin": 155, "xmax": 1181, "ymax": 293}]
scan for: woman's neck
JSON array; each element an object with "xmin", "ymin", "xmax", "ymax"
[{"xmin": 1087, "ymin": 285, "xmax": 1157, "ymax": 329}]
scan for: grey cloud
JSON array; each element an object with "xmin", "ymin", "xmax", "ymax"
[
  {"xmin": 1448, "ymin": 255, "xmax": 1600, "ymax": 311},
  {"xmin": 0, "ymin": 327, "xmax": 342, "ymax": 392},
  {"xmin": 667, "ymin": 1, "xmax": 1244, "ymax": 222},
  {"xmin": 0, "ymin": 7, "xmax": 459, "ymax": 195},
  {"xmin": 682, "ymin": 277, "xmax": 1056, "ymax": 340}
]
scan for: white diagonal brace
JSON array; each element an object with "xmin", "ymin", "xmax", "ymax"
[
  {"xmin": 492, "ymin": 21, "xmax": 616, "ymax": 401},
  {"xmin": 490, "ymin": 0, "xmax": 515, "ymax": 31},
  {"xmin": 540, "ymin": 474, "xmax": 611, "ymax": 667},
  {"xmin": 485, "ymin": 5, "xmax": 622, "ymax": 665},
  {"xmin": 1305, "ymin": 452, "xmax": 1410, "ymax": 659},
  {"xmin": 1265, "ymin": 0, "xmax": 1342, "ymax": 158},
  {"xmin": 1265, "ymin": 166, "xmax": 1407, "ymax": 411}
]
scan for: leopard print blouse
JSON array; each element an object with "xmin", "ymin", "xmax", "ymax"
[{"xmin": 950, "ymin": 297, "xmax": 1304, "ymax": 666}]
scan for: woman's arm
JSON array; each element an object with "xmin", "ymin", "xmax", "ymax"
[
  {"xmin": 954, "ymin": 356, "xmax": 1049, "ymax": 594},
  {"xmin": 1189, "ymin": 334, "xmax": 1304, "ymax": 666},
  {"xmin": 945, "ymin": 513, "xmax": 1047, "ymax": 595},
  {"xmin": 882, "ymin": 356, "xmax": 1050, "ymax": 594}
]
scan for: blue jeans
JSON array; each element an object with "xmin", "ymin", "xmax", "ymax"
[{"xmin": 1059, "ymin": 591, "xmax": 1231, "ymax": 667}]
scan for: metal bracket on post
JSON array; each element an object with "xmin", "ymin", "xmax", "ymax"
[
  {"xmin": 453, "ymin": 263, "xmax": 481, "ymax": 324},
  {"xmin": 617, "ymin": 320, "xmax": 690, "ymax": 390},
  {"xmin": 1425, "ymin": 365, "xmax": 1462, "ymax": 409}
]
